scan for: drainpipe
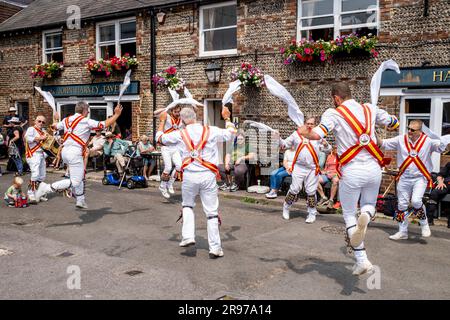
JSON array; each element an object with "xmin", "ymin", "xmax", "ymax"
[{"xmin": 150, "ymin": 9, "xmax": 157, "ymax": 143}]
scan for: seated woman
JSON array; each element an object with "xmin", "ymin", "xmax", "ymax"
[
  {"xmin": 218, "ymin": 132, "xmax": 256, "ymax": 192},
  {"xmin": 317, "ymin": 146, "xmax": 340, "ymax": 209},
  {"xmin": 265, "ymin": 145, "xmax": 295, "ymax": 199},
  {"xmin": 137, "ymin": 135, "xmax": 156, "ymax": 180}
]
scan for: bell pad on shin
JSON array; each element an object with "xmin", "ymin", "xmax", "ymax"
[
  {"xmin": 284, "ymin": 192, "xmax": 297, "ymax": 206},
  {"xmin": 306, "ymin": 195, "xmax": 317, "ymax": 208}
]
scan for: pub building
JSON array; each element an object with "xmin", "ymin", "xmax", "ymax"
[{"xmin": 0, "ymin": 0, "xmax": 449, "ymax": 212}]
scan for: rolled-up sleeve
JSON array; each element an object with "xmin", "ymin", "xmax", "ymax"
[{"xmin": 313, "ymin": 108, "xmax": 336, "ymax": 139}]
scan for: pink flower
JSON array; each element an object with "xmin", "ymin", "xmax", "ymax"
[
  {"xmin": 280, "ymin": 47, "xmax": 285, "ymax": 54},
  {"xmin": 166, "ymin": 66, "xmax": 177, "ymax": 75},
  {"xmin": 304, "ymin": 48, "xmax": 312, "ymax": 55}
]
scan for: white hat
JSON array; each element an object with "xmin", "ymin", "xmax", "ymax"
[
  {"xmin": 8, "ymin": 117, "xmax": 21, "ymax": 123},
  {"xmin": 105, "ymin": 131, "xmax": 115, "ymax": 138},
  {"xmin": 9, "ymin": 106, "xmax": 17, "ymax": 112}
]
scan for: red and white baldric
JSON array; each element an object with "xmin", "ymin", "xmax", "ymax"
[
  {"xmin": 25, "ymin": 126, "xmax": 45, "ymax": 159},
  {"xmin": 290, "ymin": 130, "xmax": 320, "ymax": 175}
]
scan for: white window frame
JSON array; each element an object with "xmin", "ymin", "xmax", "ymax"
[
  {"xmin": 96, "ymin": 17, "xmax": 136, "ymax": 59},
  {"xmin": 199, "ymin": 1, "xmax": 238, "ymax": 57},
  {"xmin": 42, "ymin": 29, "xmax": 63, "ymax": 63},
  {"xmin": 56, "ymin": 100, "xmax": 113, "ymax": 121},
  {"xmin": 296, "ymin": 0, "xmax": 379, "ymax": 41}
]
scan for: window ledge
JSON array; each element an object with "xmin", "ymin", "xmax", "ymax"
[{"xmin": 195, "ymin": 53, "xmax": 239, "ymax": 62}]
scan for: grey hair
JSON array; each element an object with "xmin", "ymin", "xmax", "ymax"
[
  {"xmin": 75, "ymin": 101, "xmax": 89, "ymax": 114},
  {"xmin": 180, "ymin": 107, "xmax": 196, "ymax": 122}
]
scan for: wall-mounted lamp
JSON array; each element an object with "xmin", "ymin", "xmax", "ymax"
[
  {"xmin": 157, "ymin": 12, "xmax": 166, "ymax": 24},
  {"xmin": 205, "ymin": 61, "xmax": 222, "ymax": 84}
]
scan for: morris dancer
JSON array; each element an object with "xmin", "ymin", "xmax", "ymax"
[
  {"xmin": 379, "ymin": 120, "xmax": 447, "ymax": 240},
  {"xmin": 35, "ymin": 102, "xmax": 122, "ymax": 209},
  {"xmin": 24, "ymin": 115, "xmax": 48, "ymax": 203},
  {"xmin": 300, "ymin": 82, "xmax": 399, "ymax": 275},
  {"xmin": 156, "ymin": 106, "xmax": 236, "ymax": 259},
  {"xmin": 158, "ymin": 106, "xmax": 183, "ymax": 199},
  {"xmin": 279, "ymin": 117, "xmax": 330, "ymax": 224}
]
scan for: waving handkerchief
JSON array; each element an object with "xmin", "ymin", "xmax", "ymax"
[
  {"xmin": 118, "ymin": 69, "xmax": 132, "ymax": 104},
  {"xmin": 35, "ymin": 87, "xmax": 56, "ymax": 115},
  {"xmin": 154, "ymin": 97, "xmax": 204, "ymax": 116},
  {"xmin": 264, "ymin": 75, "xmax": 304, "ymax": 126},
  {"xmin": 243, "ymin": 120, "xmax": 276, "ymax": 132},
  {"xmin": 422, "ymin": 124, "xmax": 450, "ymax": 146},
  {"xmin": 371, "ymin": 59, "xmax": 400, "ymax": 106},
  {"xmin": 222, "ymin": 80, "xmax": 242, "ymax": 106},
  {"xmin": 168, "ymin": 88, "xmax": 179, "ymax": 101}
]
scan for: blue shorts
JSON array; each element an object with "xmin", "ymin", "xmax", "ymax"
[{"xmin": 320, "ymin": 174, "xmax": 331, "ymax": 184}]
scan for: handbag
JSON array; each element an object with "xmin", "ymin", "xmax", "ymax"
[{"xmin": 8, "ymin": 142, "xmax": 19, "ymax": 158}]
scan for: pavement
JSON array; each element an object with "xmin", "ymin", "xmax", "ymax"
[{"xmin": 0, "ymin": 168, "xmax": 450, "ymax": 300}]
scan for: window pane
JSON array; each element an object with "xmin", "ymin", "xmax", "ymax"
[
  {"xmin": 45, "ymin": 33, "xmax": 62, "ymax": 49},
  {"xmin": 100, "ymin": 25, "xmax": 115, "ymax": 42},
  {"xmin": 340, "ymin": 26, "xmax": 376, "ymax": 37},
  {"xmin": 120, "ymin": 21, "xmax": 136, "ymax": 39},
  {"xmin": 90, "ymin": 108, "xmax": 107, "ymax": 121},
  {"xmin": 203, "ymin": 5, "xmax": 237, "ymax": 29},
  {"xmin": 406, "ymin": 116, "xmax": 430, "ymax": 128},
  {"xmin": 61, "ymin": 104, "xmax": 75, "ymax": 119},
  {"xmin": 342, "ymin": 0, "xmax": 377, "ymax": 12},
  {"xmin": 302, "ymin": 0, "xmax": 333, "ymax": 17},
  {"xmin": 405, "ymin": 99, "xmax": 431, "ymax": 114},
  {"xmin": 120, "ymin": 42, "xmax": 136, "ymax": 57},
  {"xmin": 301, "ymin": 28, "xmax": 334, "ymax": 41},
  {"xmin": 442, "ymin": 102, "xmax": 450, "ymax": 136},
  {"xmin": 204, "ymin": 28, "xmax": 237, "ymax": 51},
  {"xmin": 50, "ymin": 52, "xmax": 64, "ymax": 63},
  {"xmin": 100, "ymin": 44, "xmax": 116, "ymax": 59},
  {"xmin": 302, "ymin": 16, "xmax": 334, "ymax": 27},
  {"xmin": 341, "ymin": 11, "xmax": 377, "ymax": 26}
]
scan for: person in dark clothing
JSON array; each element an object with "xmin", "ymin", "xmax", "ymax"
[
  {"xmin": 3, "ymin": 107, "xmax": 27, "ymax": 140},
  {"xmin": 7, "ymin": 117, "xmax": 25, "ymax": 175},
  {"xmin": 426, "ymin": 162, "xmax": 450, "ymax": 228}
]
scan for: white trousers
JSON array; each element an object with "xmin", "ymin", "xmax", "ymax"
[
  {"xmin": 161, "ymin": 146, "xmax": 182, "ymax": 188},
  {"xmin": 397, "ymin": 175, "xmax": 428, "ymax": 233},
  {"xmin": 339, "ymin": 161, "xmax": 382, "ymax": 263},
  {"xmin": 26, "ymin": 152, "xmax": 46, "ymax": 197},
  {"xmin": 50, "ymin": 146, "xmax": 85, "ymax": 202},
  {"xmin": 285, "ymin": 165, "xmax": 319, "ymax": 215},
  {"xmin": 181, "ymin": 170, "xmax": 221, "ymax": 252}
]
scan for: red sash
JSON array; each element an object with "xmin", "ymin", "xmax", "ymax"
[
  {"xmin": 180, "ymin": 126, "xmax": 220, "ymax": 179},
  {"xmin": 25, "ymin": 126, "xmax": 45, "ymax": 159},
  {"xmin": 335, "ymin": 103, "xmax": 385, "ymax": 177},
  {"xmin": 164, "ymin": 116, "xmax": 181, "ymax": 134},
  {"xmin": 63, "ymin": 115, "xmax": 87, "ymax": 152},
  {"xmin": 290, "ymin": 130, "xmax": 320, "ymax": 175},
  {"xmin": 396, "ymin": 133, "xmax": 433, "ymax": 188}
]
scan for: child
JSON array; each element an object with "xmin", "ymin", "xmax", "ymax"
[{"xmin": 4, "ymin": 177, "xmax": 27, "ymax": 207}]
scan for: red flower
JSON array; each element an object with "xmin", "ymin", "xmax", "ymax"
[{"xmin": 166, "ymin": 66, "xmax": 177, "ymax": 75}]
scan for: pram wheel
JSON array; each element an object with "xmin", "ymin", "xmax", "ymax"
[
  {"xmin": 126, "ymin": 178, "xmax": 136, "ymax": 189},
  {"xmin": 102, "ymin": 177, "xmax": 109, "ymax": 185}
]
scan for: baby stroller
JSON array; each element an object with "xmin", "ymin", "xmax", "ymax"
[{"xmin": 102, "ymin": 144, "xmax": 148, "ymax": 189}]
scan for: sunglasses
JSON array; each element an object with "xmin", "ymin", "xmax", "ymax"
[
  {"xmin": 37, "ymin": 120, "xmax": 46, "ymax": 124},
  {"xmin": 408, "ymin": 127, "xmax": 419, "ymax": 132},
  {"xmin": 306, "ymin": 123, "xmax": 315, "ymax": 125}
]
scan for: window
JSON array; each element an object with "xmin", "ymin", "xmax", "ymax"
[
  {"xmin": 404, "ymin": 98, "xmax": 431, "ymax": 128},
  {"xmin": 43, "ymin": 30, "xmax": 63, "ymax": 63},
  {"xmin": 298, "ymin": 0, "xmax": 378, "ymax": 41},
  {"xmin": 199, "ymin": 1, "xmax": 237, "ymax": 57},
  {"xmin": 97, "ymin": 18, "xmax": 136, "ymax": 59}
]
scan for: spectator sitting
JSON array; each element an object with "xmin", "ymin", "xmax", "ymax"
[
  {"xmin": 4, "ymin": 176, "xmax": 26, "ymax": 207},
  {"xmin": 107, "ymin": 116, "xmax": 122, "ymax": 138},
  {"xmin": 3, "ymin": 106, "xmax": 27, "ymax": 141},
  {"xmin": 103, "ymin": 131, "xmax": 130, "ymax": 175},
  {"xmin": 218, "ymin": 131, "xmax": 256, "ymax": 192},
  {"xmin": 426, "ymin": 161, "xmax": 450, "ymax": 228},
  {"xmin": 265, "ymin": 145, "xmax": 296, "ymax": 199},
  {"xmin": 137, "ymin": 135, "xmax": 156, "ymax": 180},
  {"xmin": 317, "ymin": 145, "xmax": 340, "ymax": 209},
  {"xmin": 88, "ymin": 128, "xmax": 106, "ymax": 158}
]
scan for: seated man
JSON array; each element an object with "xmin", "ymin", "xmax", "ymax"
[
  {"xmin": 103, "ymin": 131, "xmax": 130, "ymax": 175},
  {"xmin": 137, "ymin": 134, "xmax": 156, "ymax": 180},
  {"xmin": 426, "ymin": 161, "xmax": 450, "ymax": 228},
  {"xmin": 317, "ymin": 145, "xmax": 340, "ymax": 209},
  {"xmin": 218, "ymin": 131, "xmax": 256, "ymax": 192},
  {"xmin": 265, "ymin": 145, "xmax": 295, "ymax": 199},
  {"xmin": 88, "ymin": 128, "xmax": 106, "ymax": 158}
]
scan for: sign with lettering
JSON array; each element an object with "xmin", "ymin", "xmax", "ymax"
[
  {"xmin": 381, "ymin": 67, "xmax": 450, "ymax": 88},
  {"xmin": 42, "ymin": 81, "xmax": 140, "ymax": 97}
]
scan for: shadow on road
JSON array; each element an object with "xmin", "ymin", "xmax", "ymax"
[
  {"xmin": 260, "ymin": 256, "xmax": 365, "ymax": 296},
  {"xmin": 46, "ymin": 207, "xmax": 149, "ymax": 227}
]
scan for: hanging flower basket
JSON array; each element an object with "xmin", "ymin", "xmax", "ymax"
[
  {"xmin": 231, "ymin": 62, "xmax": 265, "ymax": 88},
  {"xmin": 280, "ymin": 33, "xmax": 379, "ymax": 65},
  {"xmin": 30, "ymin": 61, "xmax": 64, "ymax": 79},
  {"xmin": 85, "ymin": 54, "xmax": 139, "ymax": 78},
  {"xmin": 152, "ymin": 66, "xmax": 185, "ymax": 91}
]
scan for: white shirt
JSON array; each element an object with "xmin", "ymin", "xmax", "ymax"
[
  {"xmin": 24, "ymin": 126, "xmax": 46, "ymax": 154},
  {"xmin": 313, "ymin": 99, "xmax": 398, "ymax": 165},
  {"xmin": 162, "ymin": 115, "xmax": 184, "ymax": 152},
  {"xmin": 156, "ymin": 122, "xmax": 236, "ymax": 173},
  {"xmin": 90, "ymin": 135, "xmax": 106, "ymax": 151},
  {"xmin": 382, "ymin": 134, "xmax": 446, "ymax": 178},
  {"xmin": 281, "ymin": 131, "xmax": 328, "ymax": 170},
  {"xmin": 56, "ymin": 113, "xmax": 105, "ymax": 151},
  {"xmin": 284, "ymin": 149, "xmax": 295, "ymax": 168}
]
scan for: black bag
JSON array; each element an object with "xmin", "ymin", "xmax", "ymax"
[
  {"xmin": 376, "ymin": 194, "xmax": 397, "ymax": 217},
  {"xmin": 6, "ymin": 157, "xmax": 17, "ymax": 172}
]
